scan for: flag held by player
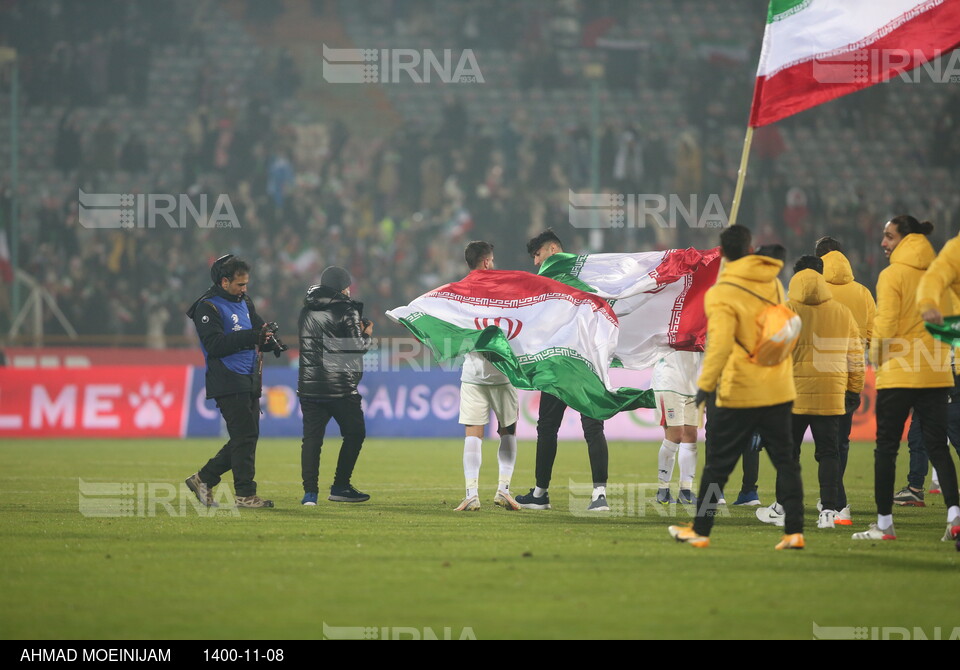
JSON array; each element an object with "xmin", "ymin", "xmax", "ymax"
[{"xmin": 387, "ymin": 270, "xmax": 654, "ymax": 420}]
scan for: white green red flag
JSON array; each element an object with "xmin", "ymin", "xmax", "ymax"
[
  {"xmin": 386, "ymin": 271, "xmax": 654, "ymax": 420},
  {"xmin": 538, "ymin": 248, "xmax": 722, "ymax": 370},
  {"xmin": 750, "ymin": 0, "xmax": 960, "ymax": 127}
]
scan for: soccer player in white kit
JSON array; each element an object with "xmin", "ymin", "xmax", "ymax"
[
  {"xmin": 652, "ymin": 350, "xmax": 703, "ymax": 505},
  {"xmin": 454, "ymin": 241, "xmax": 522, "ymax": 512}
]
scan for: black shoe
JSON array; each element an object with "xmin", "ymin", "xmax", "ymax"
[
  {"xmin": 515, "ymin": 488, "xmax": 551, "ymax": 510},
  {"xmin": 587, "ymin": 494, "xmax": 610, "ymax": 511},
  {"xmin": 328, "ymin": 484, "xmax": 370, "ymax": 503}
]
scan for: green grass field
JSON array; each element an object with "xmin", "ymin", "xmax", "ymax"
[{"xmin": 1, "ymin": 438, "xmax": 957, "ymax": 640}]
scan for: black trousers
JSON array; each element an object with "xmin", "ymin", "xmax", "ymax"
[
  {"xmin": 837, "ymin": 407, "xmax": 855, "ymax": 509},
  {"xmin": 874, "ymin": 387, "xmax": 960, "ymax": 516},
  {"xmin": 791, "ymin": 414, "xmax": 840, "ymax": 512},
  {"xmin": 738, "ymin": 438, "xmax": 761, "ymax": 496},
  {"xmin": 697, "ymin": 401, "xmax": 803, "ymax": 536},
  {"xmin": 535, "ymin": 392, "xmax": 608, "ymax": 488},
  {"xmin": 301, "ymin": 395, "xmax": 366, "ymax": 492},
  {"xmin": 200, "ymin": 392, "xmax": 260, "ymax": 497}
]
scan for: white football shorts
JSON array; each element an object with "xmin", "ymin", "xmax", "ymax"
[
  {"xmin": 654, "ymin": 390, "xmax": 698, "ymax": 427},
  {"xmin": 458, "ymin": 383, "xmax": 519, "ymax": 427}
]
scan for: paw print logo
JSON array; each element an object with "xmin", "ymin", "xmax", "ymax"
[{"xmin": 128, "ymin": 382, "xmax": 174, "ymax": 429}]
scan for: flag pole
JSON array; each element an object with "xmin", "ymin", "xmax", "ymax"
[{"xmin": 727, "ymin": 125, "xmax": 754, "ymax": 228}]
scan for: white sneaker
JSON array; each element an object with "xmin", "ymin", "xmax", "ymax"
[
  {"xmin": 834, "ymin": 506, "xmax": 853, "ymax": 526},
  {"xmin": 756, "ymin": 502, "xmax": 785, "ymax": 527},
  {"xmin": 493, "ymin": 489, "xmax": 521, "ymax": 511},
  {"xmin": 817, "ymin": 509, "xmax": 837, "ymax": 529},
  {"xmin": 851, "ymin": 522, "xmax": 896, "ymax": 540},
  {"xmin": 454, "ymin": 496, "xmax": 480, "ymax": 511},
  {"xmin": 941, "ymin": 516, "xmax": 960, "ymax": 542}
]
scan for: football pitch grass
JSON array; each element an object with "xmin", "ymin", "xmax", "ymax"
[{"xmin": 1, "ymin": 438, "xmax": 957, "ymax": 640}]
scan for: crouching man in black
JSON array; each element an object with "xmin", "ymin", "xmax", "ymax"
[
  {"xmin": 298, "ymin": 266, "xmax": 374, "ymax": 505},
  {"xmin": 185, "ymin": 255, "xmax": 278, "ymax": 508}
]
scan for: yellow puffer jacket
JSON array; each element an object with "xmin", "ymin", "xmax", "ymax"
[
  {"xmin": 871, "ymin": 233, "xmax": 953, "ymax": 389},
  {"xmin": 698, "ymin": 255, "xmax": 796, "ymax": 408},
  {"xmin": 820, "ymin": 251, "xmax": 876, "ymax": 343},
  {"xmin": 786, "ymin": 270, "xmax": 864, "ymax": 415},
  {"xmin": 916, "ymin": 235, "xmax": 960, "ymax": 316}
]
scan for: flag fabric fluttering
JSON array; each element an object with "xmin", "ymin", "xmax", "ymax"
[
  {"xmin": 750, "ymin": 0, "xmax": 960, "ymax": 127},
  {"xmin": 538, "ymin": 248, "xmax": 722, "ymax": 370},
  {"xmin": 386, "ymin": 270, "xmax": 654, "ymax": 420}
]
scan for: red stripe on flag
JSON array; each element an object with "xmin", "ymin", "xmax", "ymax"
[
  {"xmin": 749, "ymin": 0, "xmax": 960, "ymax": 127},
  {"xmin": 667, "ymin": 248, "xmax": 722, "ymax": 352},
  {"xmin": 428, "ymin": 269, "xmax": 618, "ymax": 322},
  {"xmin": 651, "ymin": 247, "xmax": 722, "ymax": 288}
]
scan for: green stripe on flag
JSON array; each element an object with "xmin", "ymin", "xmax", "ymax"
[
  {"xmin": 398, "ymin": 313, "xmax": 654, "ymax": 420},
  {"xmin": 537, "ymin": 253, "xmax": 597, "ymax": 294},
  {"xmin": 767, "ymin": 0, "xmax": 811, "ymax": 23}
]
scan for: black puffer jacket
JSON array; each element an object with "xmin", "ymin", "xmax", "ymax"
[{"xmin": 298, "ymin": 285, "xmax": 372, "ymax": 399}]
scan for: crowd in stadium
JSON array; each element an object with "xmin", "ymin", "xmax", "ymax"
[{"xmin": 1, "ymin": 0, "xmax": 959, "ymax": 346}]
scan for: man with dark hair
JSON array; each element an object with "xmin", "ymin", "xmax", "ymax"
[
  {"xmin": 814, "ymin": 236, "xmax": 875, "ymax": 521},
  {"xmin": 670, "ymin": 224, "xmax": 805, "ymax": 549},
  {"xmin": 454, "ymin": 241, "xmax": 521, "ymax": 511},
  {"xmin": 515, "ymin": 229, "xmax": 611, "ymax": 512},
  {"xmin": 525, "ymin": 229, "xmax": 564, "ymax": 263},
  {"xmin": 185, "ymin": 255, "xmax": 278, "ymax": 508},
  {"xmin": 719, "ymin": 224, "xmax": 753, "ymax": 261},
  {"xmin": 756, "ymin": 254, "xmax": 863, "ymax": 530},
  {"xmin": 298, "ymin": 265, "xmax": 374, "ymax": 505},
  {"xmin": 814, "ymin": 236, "xmax": 843, "ymax": 257},
  {"xmin": 793, "ymin": 254, "xmax": 824, "ymax": 274}
]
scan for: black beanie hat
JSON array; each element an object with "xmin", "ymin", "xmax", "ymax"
[{"xmin": 320, "ymin": 266, "xmax": 352, "ymax": 292}]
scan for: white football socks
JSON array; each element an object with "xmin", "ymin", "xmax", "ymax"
[
  {"xmin": 497, "ymin": 434, "xmax": 517, "ymax": 492},
  {"xmin": 878, "ymin": 513, "xmax": 893, "ymax": 529},
  {"xmin": 678, "ymin": 441, "xmax": 697, "ymax": 489},
  {"xmin": 657, "ymin": 439, "xmax": 679, "ymax": 485},
  {"xmin": 947, "ymin": 505, "xmax": 960, "ymax": 522},
  {"xmin": 592, "ymin": 485, "xmax": 606, "ymax": 501},
  {"xmin": 463, "ymin": 436, "xmax": 482, "ymax": 498}
]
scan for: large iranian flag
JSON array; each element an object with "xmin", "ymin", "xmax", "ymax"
[
  {"xmin": 386, "ymin": 271, "xmax": 654, "ymax": 420},
  {"xmin": 538, "ymin": 248, "xmax": 722, "ymax": 370},
  {"xmin": 750, "ymin": 0, "xmax": 960, "ymax": 127}
]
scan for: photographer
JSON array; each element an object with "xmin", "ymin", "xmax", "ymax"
[
  {"xmin": 185, "ymin": 255, "xmax": 280, "ymax": 509},
  {"xmin": 298, "ymin": 266, "xmax": 374, "ymax": 505}
]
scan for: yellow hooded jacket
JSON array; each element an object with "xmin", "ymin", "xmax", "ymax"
[
  {"xmin": 871, "ymin": 233, "xmax": 953, "ymax": 389},
  {"xmin": 786, "ymin": 269, "xmax": 864, "ymax": 415},
  {"xmin": 697, "ymin": 254, "xmax": 796, "ymax": 408},
  {"xmin": 820, "ymin": 250, "xmax": 876, "ymax": 344},
  {"xmin": 916, "ymin": 235, "xmax": 960, "ymax": 317}
]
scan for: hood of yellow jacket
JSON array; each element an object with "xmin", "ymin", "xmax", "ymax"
[
  {"xmin": 721, "ymin": 254, "xmax": 784, "ymax": 283},
  {"xmin": 821, "ymin": 250, "xmax": 854, "ymax": 285},
  {"xmin": 788, "ymin": 268, "xmax": 832, "ymax": 305},
  {"xmin": 889, "ymin": 233, "xmax": 934, "ymax": 271}
]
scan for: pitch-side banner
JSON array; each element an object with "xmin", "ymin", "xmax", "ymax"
[
  {"xmin": 0, "ymin": 365, "xmax": 881, "ymax": 440},
  {"xmin": 0, "ymin": 366, "xmax": 190, "ymax": 437},
  {"xmin": 515, "ymin": 368, "xmax": 880, "ymax": 442},
  {"xmin": 187, "ymin": 367, "xmax": 465, "ymax": 438}
]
